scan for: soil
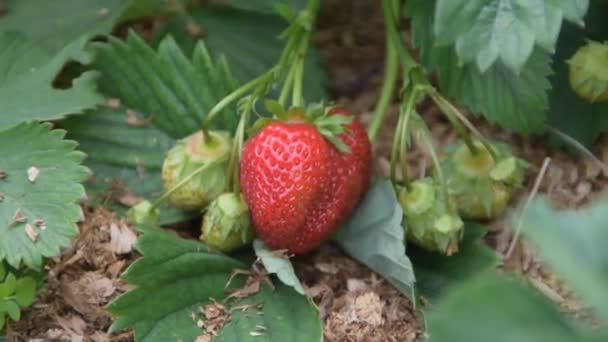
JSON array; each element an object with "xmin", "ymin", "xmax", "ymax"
[{"xmin": 8, "ymin": 0, "xmax": 608, "ymax": 341}]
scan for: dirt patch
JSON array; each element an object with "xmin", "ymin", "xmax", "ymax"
[
  {"xmin": 11, "ymin": 208, "xmax": 136, "ymax": 341},
  {"xmin": 296, "ymin": 245, "xmax": 422, "ymax": 342}
]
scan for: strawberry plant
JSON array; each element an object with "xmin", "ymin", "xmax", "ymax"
[{"xmin": 2, "ymin": 0, "xmax": 608, "ymax": 340}]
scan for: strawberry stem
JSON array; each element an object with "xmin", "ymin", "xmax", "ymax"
[
  {"xmin": 202, "ymin": 69, "xmax": 276, "ymax": 138},
  {"xmin": 227, "ymin": 99, "xmax": 252, "ymax": 194},
  {"xmin": 369, "ymin": 0, "xmax": 419, "ymax": 144},
  {"xmin": 427, "ymin": 90, "xmax": 479, "ymax": 155},
  {"xmin": 292, "ymin": 44, "xmax": 306, "ymax": 107},
  {"xmin": 369, "ymin": 43, "xmax": 398, "ymax": 144},
  {"xmin": 279, "ymin": 65, "xmax": 296, "ymax": 107},
  {"xmin": 415, "ymin": 117, "xmax": 452, "ymax": 211},
  {"xmin": 398, "ymin": 96, "xmax": 414, "ymax": 190},
  {"xmin": 392, "ymin": 88, "xmax": 417, "ymax": 190},
  {"xmin": 150, "ymin": 154, "xmax": 229, "ymax": 210}
]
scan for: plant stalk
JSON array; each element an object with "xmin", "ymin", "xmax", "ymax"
[
  {"xmin": 201, "ymin": 69, "xmax": 275, "ymax": 135},
  {"xmin": 428, "ymin": 91, "xmax": 478, "ymax": 155},
  {"xmin": 151, "ymin": 154, "xmax": 229, "ymax": 209},
  {"xmin": 369, "ymin": 33, "xmax": 399, "ymax": 143}
]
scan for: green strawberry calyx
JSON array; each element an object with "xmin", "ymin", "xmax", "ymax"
[
  {"xmin": 398, "ymin": 178, "xmax": 464, "ymax": 255},
  {"xmin": 398, "ymin": 180, "xmax": 434, "ymax": 215},
  {"xmin": 451, "ymin": 140, "xmax": 496, "ymax": 179},
  {"xmin": 201, "ymin": 192, "xmax": 254, "ymax": 252},
  {"xmin": 186, "ymin": 130, "xmax": 232, "ymax": 162},
  {"xmin": 251, "ymin": 101, "xmax": 354, "ymax": 153},
  {"xmin": 441, "ymin": 139, "xmax": 527, "ymax": 220},
  {"xmin": 161, "ymin": 130, "xmax": 232, "ymax": 211},
  {"xmin": 126, "ymin": 200, "xmax": 160, "ymax": 226}
]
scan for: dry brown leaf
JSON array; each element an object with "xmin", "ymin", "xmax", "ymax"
[
  {"xmin": 25, "ymin": 223, "xmax": 39, "ymax": 241},
  {"xmin": 109, "ymin": 222, "xmax": 137, "ymax": 255}
]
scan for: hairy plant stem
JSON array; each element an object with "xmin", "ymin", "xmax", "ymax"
[
  {"xmin": 416, "ymin": 118, "xmax": 451, "ymax": 209},
  {"xmin": 370, "ymin": 0, "xmax": 421, "ymax": 144},
  {"xmin": 369, "ymin": 43, "xmax": 399, "ymax": 144},
  {"xmin": 279, "ymin": 64, "xmax": 296, "ymax": 107},
  {"xmin": 428, "ymin": 91, "xmax": 478, "ymax": 155},
  {"xmin": 227, "ymin": 104, "xmax": 251, "ymax": 194},
  {"xmin": 369, "ymin": 20, "xmax": 399, "ymax": 142},
  {"xmin": 394, "ymin": 90, "xmax": 417, "ymax": 190},
  {"xmin": 200, "ymin": 0, "xmax": 321, "ymax": 138},
  {"xmin": 390, "ymin": 100, "xmax": 405, "ymax": 185},
  {"xmin": 292, "ymin": 39, "xmax": 307, "ymax": 107},
  {"xmin": 201, "ymin": 69, "xmax": 275, "ymax": 138}
]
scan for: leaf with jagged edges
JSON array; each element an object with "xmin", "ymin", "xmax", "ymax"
[
  {"xmin": 108, "ymin": 225, "xmax": 322, "ymax": 342},
  {"xmin": 522, "ymin": 198, "xmax": 608, "ymax": 324},
  {"xmin": 0, "ymin": 0, "xmax": 133, "ymax": 129},
  {"xmin": 335, "ymin": 179, "xmax": 416, "ymax": 299},
  {"xmin": 406, "ymin": 0, "xmax": 552, "ymax": 133},
  {"xmin": 427, "ymin": 274, "xmax": 597, "ymax": 342},
  {"xmin": 0, "ymin": 122, "xmax": 88, "ymax": 269},
  {"xmin": 92, "ymin": 32, "xmax": 238, "ymax": 139},
  {"xmin": 61, "ymin": 106, "xmax": 191, "ymax": 224},
  {"xmin": 433, "ymin": 0, "xmax": 589, "ymax": 73},
  {"xmin": 154, "ymin": 6, "xmax": 327, "ymax": 102}
]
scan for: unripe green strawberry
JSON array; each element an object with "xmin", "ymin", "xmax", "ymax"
[
  {"xmin": 162, "ymin": 130, "xmax": 231, "ymax": 211},
  {"xmin": 398, "ymin": 178, "xmax": 464, "ymax": 255},
  {"xmin": 127, "ymin": 200, "xmax": 160, "ymax": 225},
  {"xmin": 201, "ymin": 193, "xmax": 254, "ymax": 252},
  {"xmin": 568, "ymin": 40, "xmax": 608, "ymax": 103},
  {"xmin": 439, "ymin": 140, "xmax": 526, "ymax": 220}
]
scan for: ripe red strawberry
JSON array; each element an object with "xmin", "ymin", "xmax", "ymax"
[
  {"xmin": 287, "ymin": 108, "xmax": 371, "ymax": 253},
  {"xmin": 240, "ymin": 121, "xmax": 332, "ymax": 249},
  {"xmin": 328, "ymin": 107, "xmax": 372, "ymax": 212},
  {"xmin": 240, "ymin": 107, "xmax": 372, "ymax": 254}
]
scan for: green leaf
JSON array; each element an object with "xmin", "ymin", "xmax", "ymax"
[
  {"xmin": 427, "ymin": 274, "xmax": 587, "ymax": 342},
  {"xmin": 215, "ymin": 283, "xmax": 322, "ymax": 342},
  {"xmin": 335, "ymin": 179, "xmax": 416, "ymax": 299},
  {"xmin": 0, "ymin": 0, "xmax": 130, "ymax": 56},
  {"xmin": 120, "ymin": 0, "xmax": 194, "ymax": 21},
  {"xmin": 0, "ymin": 274, "xmax": 16, "ymax": 299},
  {"xmin": 92, "ymin": 32, "xmax": 238, "ymax": 139},
  {"xmin": 0, "ymin": 122, "xmax": 87, "ymax": 269},
  {"xmin": 522, "ymin": 198, "xmax": 608, "ymax": 323},
  {"xmin": 409, "ymin": 223, "xmax": 499, "ymax": 304},
  {"xmin": 253, "ymin": 239, "xmax": 305, "ymax": 295},
  {"xmin": 107, "ymin": 225, "xmax": 243, "ymax": 338},
  {"xmin": 227, "ymin": 0, "xmax": 307, "ymax": 14},
  {"xmin": 3, "ymin": 301, "xmax": 19, "ymax": 322},
  {"xmin": 433, "ymin": 0, "xmax": 589, "ymax": 73},
  {"xmin": 14, "ymin": 277, "xmax": 36, "ymax": 308},
  {"xmin": 546, "ymin": 1, "xmax": 608, "ymax": 148},
  {"xmin": 0, "ymin": 32, "xmax": 102, "ymax": 130},
  {"xmin": 0, "ymin": 0, "xmax": 133, "ymax": 129},
  {"xmin": 155, "ymin": 6, "xmax": 327, "ymax": 101},
  {"xmin": 407, "ymin": 0, "xmax": 552, "ymax": 133},
  {"xmin": 108, "ymin": 225, "xmax": 321, "ymax": 342},
  {"xmin": 61, "ymin": 106, "xmax": 189, "ymax": 224}
]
